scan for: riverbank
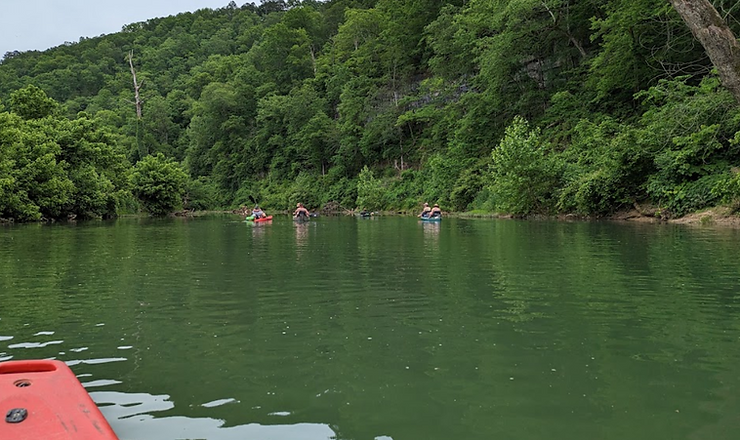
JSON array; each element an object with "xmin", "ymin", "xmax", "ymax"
[
  {"xmin": 600, "ymin": 205, "xmax": 740, "ymax": 227},
  {"xmin": 6, "ymin": 205, "xmax": 739, "ymax": 228},
  {"xmin": 452, "ymin": 204, "xmax": 740, "ymax": 227},
  {"xmin": 262, "ymin": 205, "xmax": 740, "ymax": 227}
]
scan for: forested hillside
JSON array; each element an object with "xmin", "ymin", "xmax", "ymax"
[{"xmin": 2, "ymin": 0, "xmax": 740, "ymax": 221}]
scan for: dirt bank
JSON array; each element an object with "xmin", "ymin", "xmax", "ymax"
[{"xmin": 610, "ymin": 206, "xmax": 740, "ymax": 227}]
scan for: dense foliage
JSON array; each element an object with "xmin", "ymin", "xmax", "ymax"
[
  {"xmin": 0, "ymin": 86, "xmax": 128, "ymax": 221},
  {"xmin": 1, "ymin": 0, "xmax": 740, "ymax": 220},
  {"xmin": 129, "ymin": 153, "xmax": 189, "ymax": 216}
]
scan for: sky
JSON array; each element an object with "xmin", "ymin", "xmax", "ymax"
[{"xmin": 0, "ymin": 0, "xmax": 243, "ymax": 57}]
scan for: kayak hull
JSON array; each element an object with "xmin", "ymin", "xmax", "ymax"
[
  {"xmin": 254, "ymin": 215, "xmax": 273, "ymax": 222},
  {"xmin": 0, "ymin": 359, "xmax": 119, "ymax": 440},
  {"xmin": 420, "ymin": 216, "xmax": 441, "ymax": 222}
]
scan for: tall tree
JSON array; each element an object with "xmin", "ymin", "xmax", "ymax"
[{"xmin": 669, "ymin": 0, "xmax": 740, "ymax": 103}]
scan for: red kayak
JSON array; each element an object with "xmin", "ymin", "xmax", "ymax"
[
  {"xmin": 253, "ymin": 215, "xmax": 273, "ymax": 223},
  {"xmin": 0, "ymin": 359, "xmax": 119, "ymax": 440}
]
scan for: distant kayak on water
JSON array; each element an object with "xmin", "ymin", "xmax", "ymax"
[
  {"xmin": 294, "ymin": 212, "xmax": 310, "ymax": 223},
  {"xmin": 245, "ymin": 215, "xmax": 273, "ymax": 223},
  {"xmin": 417, "ymin": 203, "xmax": 442, "ymax": 221},
  {"xmin": 293, "ymin": 202, "xmax": 313, "ymax": 222},
  {"xmin": 253, "ymin": 215, "xmax": 273, "ymax": 223}
]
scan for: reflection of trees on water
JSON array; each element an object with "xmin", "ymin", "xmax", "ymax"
[
  {"xmin": 470, "ymin": 219, "xmax": 740, "ymax": 438},
  {"xmin": 6, "ymin": 217, "xmax": 740, "ymax": 440}
]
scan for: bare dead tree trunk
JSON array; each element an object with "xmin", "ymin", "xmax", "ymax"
[
  {"xmin": 127, "ymin": 50, "xmax": 144, "ymax": 119},
  {"xmin": 541, "ymin": 1, "xmax": 587, "ymax": 59},
  {"xmin": 669, "ymin": 0, "xmax": 740, "ymax": 103},
  {"xmin": 310, "ymin": 46, "xmax": 317, "ymax": 75}
]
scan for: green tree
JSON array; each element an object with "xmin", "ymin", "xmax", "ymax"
[
  {"xmin": 250, "ymin": 22, "xmax": 314, "ymax": 92},
  {"xmin": 669, "ymin": 0, "xmax": 740, "ymax": 103},
  {"xmin": 490, "ymin": 116, "xmax": 562, "ymax": 215},
  {"xmin": 130, "ymin": 153, "xmax": 188, "ymax": 216},
  {"xmin": 8, "ymin": 85, "xmax": 60, "ymax": 119},
  {"xmin": 356, "ymin": 165, "xmax": 385, "ymax": 210},
  {"xmin": 589, "ymin": 0, "xmax": 706, "ymax": 104},
  {"xmin": 0, "ymin": 106, "xmax": 128, "ymax": 221}
]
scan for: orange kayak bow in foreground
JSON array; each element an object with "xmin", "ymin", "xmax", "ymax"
[{"xmin": 0, "ymin": 359, "xmax": 119, "ymax": 440}]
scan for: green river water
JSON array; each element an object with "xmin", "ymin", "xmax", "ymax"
[{"xmin": 1, "ymin": 215, "xmax": 740, "ymax": 440}]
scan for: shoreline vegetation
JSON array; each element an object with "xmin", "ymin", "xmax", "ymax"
[
  {"xmin": 224, "ymin": 204, "xmax": 740, "ymax": 228},
  {"xmin": 4, "ymin": 203, "xmax": 739, "ymax": 228},
  {"xmin": 226, "ymin": 205, "xmax": 740, "ymax": 228},
  {"xmin": 2, "ymin": 2, "xmax": 740, "ymax": 226}
]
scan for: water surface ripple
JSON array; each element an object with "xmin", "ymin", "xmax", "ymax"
[{"xmin": 2, "ymin": 216, "xmax": 740, "ymax": 440}]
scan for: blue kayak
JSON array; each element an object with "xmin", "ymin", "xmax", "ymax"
[{"xmin": 420, "ymin": 215, "xmax": 441, "ymax": 222}]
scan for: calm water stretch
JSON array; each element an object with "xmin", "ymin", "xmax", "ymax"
[{"xmin": 1, "ymin": 215, "xmax": 740, "ymax": 440}]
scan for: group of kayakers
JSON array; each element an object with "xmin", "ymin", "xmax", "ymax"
[
  {"xmin": 418, "ymin": 202, "xmax": 442, "ymax": 219},
  {"xmin": 242, "ymin": 203, "xmax": 311, "ymax": 220},
  {"xmin": 243, "ymin": 202, "xmax": 441, "ymax": 220}
]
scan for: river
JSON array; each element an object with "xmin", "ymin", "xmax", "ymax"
[{"xmin": 1, "ymin": 215, "xmax": 739, "ymax": 440}]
